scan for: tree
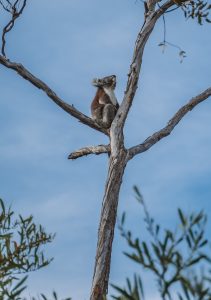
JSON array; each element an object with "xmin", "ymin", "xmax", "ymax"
[
  {"xmin": 0, "ymin": 197, "xmax": 71, "ymax": 300},
  {"xmin": 0, "ymin": 0, "xmax": 210, "ymax": 299},
  {"xmin": 111, "ymin": 187, "xmax": 211, "ymax": 300},
  {"xmin": 0, "ymin": 198, "xmax": 53, "ymax": 299}
]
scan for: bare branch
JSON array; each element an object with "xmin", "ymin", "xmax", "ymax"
[
  {"xmin": 0, "ymin": 55, "xmax": 108, "ymax": 135},
  {"xmin": 0, "ymin": 0, "xmax": 11, "ymax": 12},
  {"xmin": 128, "ymin": 87, "xmax": 211, "ymax": 160},
  {"xmin": 0, "ymin": 0, "xmax": 27, "ymax": 57},
  {"xmin": 110, "ymin": 0, "xmax": 174, "ymax": 153},
  {"xmin": 68, "ymin": 144, "xmax": 110, "ymax": 160}
]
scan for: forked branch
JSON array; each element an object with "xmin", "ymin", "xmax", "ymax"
[
  {"xmin": 128, "ymin": 87, "xmax": 211, "ymax": 160},
  {"xmin": 0, "ymin": 0, "xmax": 27, "ymax": 57},
  {"xmin": 0, "ymin": 0, "xmax": 12, "ymax": 12},
  {"xmin": 111, "ymin": 0, "xmax": 175, "ymax": 152}
]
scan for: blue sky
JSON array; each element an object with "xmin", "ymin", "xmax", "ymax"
[{"xmin": 0, "ymin": 0, "xmax": 211, "ymax": 299}]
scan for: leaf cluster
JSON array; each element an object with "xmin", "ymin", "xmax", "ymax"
[
  {"xmin": 111, "ymin": 274, "xmax": 144, "ymax": 300},
  {"xmin": 112, "ymin": 187, "xmax": 211, "ymax": 300},
  {"xmin": 180, "ymin": 0, "xmax": 211, "ymax": 24},
  {"xmin": 0, "ymin": 198, "xmax": 54, "ymax": 299}
]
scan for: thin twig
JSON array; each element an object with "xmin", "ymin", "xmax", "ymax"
[
  {"xmin": 1, "ymin": 0, "xmax": 27, "ymax": 57},
  {"xmin": 0, "ymin": 0, "xmax": 11, "ymax": 12}
]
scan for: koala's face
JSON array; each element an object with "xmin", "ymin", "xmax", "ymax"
[{"xmin": 92, "ymin": 75, "xmax": 116, "ymax": 89}]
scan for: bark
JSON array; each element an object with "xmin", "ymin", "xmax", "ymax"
[
  {"xmin": 115, "ymin": 0, "xmax": 173, "ymax": 135},
  {"xmin": 90, "ymin": 2, "xmax": 175, "ymax": 299},
  {"xmin": 68, "ymin": 144, "xmax": 110, "ymax": 160},
  {"xmin": 90, "ymin": 148, "xmax": 128, "ymax": 300}
]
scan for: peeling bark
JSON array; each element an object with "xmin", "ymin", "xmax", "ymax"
[{"xmin": 90, "ymin": 149, "xmax": 128, "ymax": 300}]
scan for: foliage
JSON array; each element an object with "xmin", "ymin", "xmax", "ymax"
[
  {"xmin": 181, "ymin": 0, "xmax": 211, "ymax": 24},
  {"xmin": 112, "ymin": 187, "xmax": 211, "ymax": 300},
  {"xmin": 0, "ymin": 198, "xmax": 54, "ymax": 299},
  {"xmin": 111, "ymin": 274, "xmax": 144, "ymax": 300},
  {"xmin": 134, "ymin": 0, "xmax": 211, "ymax": 24},
  {"xmin": 157, "ymin": 0, "xmax": 211, "ymax": 24},
  {"xmin": 23, "ymin": 291, "xmax": 71, "ymax": 300}
]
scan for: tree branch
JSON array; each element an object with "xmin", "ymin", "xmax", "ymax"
[
  {"xmin": 0, "ymin": 55, "xmax": 108, "ymax": 135},
  {"xmin": 0, "ymin": 1, "xmax": 108, "ymax": 135},
  {"xmin": 128, "ymin": 87, "xmax": 211, "ymax": 160},
  {"xmin": 0, "ymin": 0, "xmax": 27, "ymax": 57},
  {"xmin": 0, "ymin": 0, "xmax": 12, "ymax": 13},
  {"xmin": 110, "ymin": 0, "xmax": 174, "ymax": 154},
  {"xmin": 68, "ymin": 144, "xmax": 110, "ymax": 160}
]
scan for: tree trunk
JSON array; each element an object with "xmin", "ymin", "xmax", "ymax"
[{"xmin": 90, "ymin": 148, "xmax": 128, "ymax": 300}]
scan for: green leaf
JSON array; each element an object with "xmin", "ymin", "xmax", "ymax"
[
  {"xmin": 142, "ymin": 242, "xmax": 153, "ymax": 266},
  {"xmin": 186, "ymin": 255, "xmax": 206, "ymax": 267},
  {"xmin": 121, "ymin": 212, "xmax": 126, "ymax": 226},
  {"xmin": 0, "ymin": 198, "xmax": 6, "ymax": 215},
  {"xmin": 53, "ymin": 291, "xmax": 58, "ymax": 300},
  {"xmin": 124, "ymin": 252, "xmax": 143, "ymax": 264},
  {"xmin": 178, "ymin": 209, "xmax": 187, "ymax": 227},
  {"xmin": 133, "ymin": 186, "xmax": 144, "ymax": 204},
  {"xmin": 11, "ymin": 276, "xmax": 28, "ymax": 292},
  {"xmin": 199, "ymin": 239, "xmax": 208, "ymax": 248},
  {"xmin": 111, "ymin": 283, "xmax": 134, "ymax": 299}
]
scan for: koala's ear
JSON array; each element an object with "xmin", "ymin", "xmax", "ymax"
[
  {"xmin": 111, "ymin": 75, "xmax": 117, "ymax": 84},
  {"xmin": 92, "ymin": 78, "xmax": 99, "ymax": 87}
]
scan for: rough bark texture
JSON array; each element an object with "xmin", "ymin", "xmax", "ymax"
[
  {"xmin": 68, "ymin": 144, "xmax": 110, "ymax": 160},
  {"xmin": 90, "ymin": 148, "xmax": 128, "ymax": 300}
]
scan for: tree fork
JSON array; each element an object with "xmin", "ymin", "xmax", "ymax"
[{"xmin": 90, "ymin": 148, "xmax": 128, "ymax": 300}]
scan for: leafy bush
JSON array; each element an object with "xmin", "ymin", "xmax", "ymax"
[
  {"xmin": 111, "ymin": 187, "xmax": 211, "ymax": 300},
  {"xmin": 0, "ymin": 198, "xmax": 54, "ymax": 299}
]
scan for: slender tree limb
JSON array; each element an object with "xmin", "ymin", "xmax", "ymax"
[
  {"xmin": 128, "ymin": 87, "xmax": 211, "ymax": 160},
  {"xmin": 0, "ymin": 0, "xmax": 11, "ymax": 12},
  {"xmin": 110, "ymin": 0, "xmax": 174, "ymax": 155},
  {"xmin": 68, "ymin": 144, "xmax": 110, "ymax": 160},
  {"xmin": 1, "ymin": 0, "xmax": 27, "ymax": 57},
  {"xmin": 0, "ymin": 55, "xmax": 108, "ymax": 135}
]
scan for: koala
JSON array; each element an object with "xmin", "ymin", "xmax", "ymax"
[{"xmin": 91, "ymin": 75, "xmax": 119, "ymax": 129}]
